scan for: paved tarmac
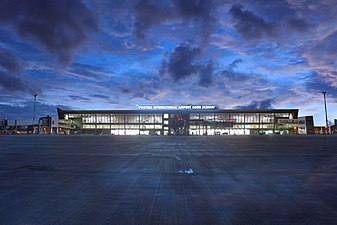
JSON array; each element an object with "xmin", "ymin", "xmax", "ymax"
[{"xmin": 0, "ymin": 135, "xmax": 337, "ymax": 225}]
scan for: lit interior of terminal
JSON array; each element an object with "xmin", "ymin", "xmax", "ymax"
[{"xmin": 57, "ymin": 106, "xmax": 299, "ymax": 135}]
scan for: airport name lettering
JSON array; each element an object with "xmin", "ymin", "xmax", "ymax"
[{"xmin": 137, "ymin": 105, "xmax": 216, "ymax": 110}]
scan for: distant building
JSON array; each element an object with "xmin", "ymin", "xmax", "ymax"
[
  {"xmin": 298, "ymin": 116, "xmax": 314, "ymax": 134},
  {"xmin": 331, "ymin": 119, "xmax": 337, "ymax": 134},
  {"xmin": 0, "ymin": 116, "xmax": 57, "ymax": 134},
  {"xmin": 57, "ymin": 107, "xmax": 299, "ymax": 135},
  {"xmin": 314, "ymin": 126, "xmax": 329, "ymax": 134}
]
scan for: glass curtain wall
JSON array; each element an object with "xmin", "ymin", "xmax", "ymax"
[{"xmin": 62, "ymin": 110, "xmax": 298, "ymax": 135}]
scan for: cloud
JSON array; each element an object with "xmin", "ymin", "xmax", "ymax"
[
  {"xmin": 0, "ymin": 71, "xmax": 26, "ymax": 92},
  {"xmin": 0, "ymin": 48, "xmax": 26, "ymax": 92},
  {"xmin": 198, "ymin": 62, "xmax": 213, "ymax": 87},
  {"xmin": 304, "ymin": 30, "xmax": 337, "ymax": 68},
  {"xmin": 126, "ymin": 77, "xmax": 162, "ymax": 101},
  {"xmin": 229, "ymin": 4, "xmax": 276, "ymax": 40},
  {"xmin": 89, "ymin": 94, "xmax": 110, "ymax": 100},
  {"xmin": 286, "ymin": 18, "xmax": 309, "ymax": 32},
  {"xmin": 220, "ymin": 69, "xmax": 251, "ymax": 82},
  {"xmin": 304, "ymin": 72, "xmax": 337, "ymax": 96},
  {"xmin": 160, "ymin": 44, "xmax": 200, "ymax": 81},
  {"xmin": 0, "ymin": 0, "xmax": 98, "ymax": 65},
  {"xmin": 174, "ymin": 0, "xmax": 216, "ymax": 43},
  {"xmin": 132, "ymin": 0, "xmax": 217, "ymax": 45},
  {"xmin": 218, "ymin": 59, "xmax": 252, "ymax": 82},
  {"xmin": 235, "ymin": 99, "xmax": 274, "ymax": 109},
  {"xmin": 160, "ymin": 43, "xmax": 214, "ymax": 86},
  {"xmin": 0, "ymin": 48, "xmax": 20, "ymax": 72},
  {"xmin": 228, "ymin": 59, "xmax": 243, "ymax": 70},
  {"xmin": 229, "ymin": 3, "xmax": 311, "ymax": 41},
  {"xmin": 68, "ymin": 95, "xmax": 91, "ymax": 102},
  {"xmin": 133, "ymin": 0, "xmax": 172, "ymax": 40}
]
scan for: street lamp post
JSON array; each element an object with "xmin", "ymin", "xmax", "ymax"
[
  {"xmin": 33, "ymin": 94, "xmax": 38, "ymax": 121},
  {"xmin": 322, "ymin": 91, "xmax": 329, "ymax": 134}
]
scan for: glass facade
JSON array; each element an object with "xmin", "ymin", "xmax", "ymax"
[{"xmin": 58, "ymin": 109, "xmax": 299, "ymax": 135}]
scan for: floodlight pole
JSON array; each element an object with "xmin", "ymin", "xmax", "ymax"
[
  {"xmin": 33, "ymin": 94, "xmax": 38, "ymax": 121},
  {"xmin": 322, "ymin": 91, "xmax": 329, "ymax": 134}
]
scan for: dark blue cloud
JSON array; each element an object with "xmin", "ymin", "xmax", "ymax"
[
  {"xmin": 89, "ymin": 94, "xmax": 110, "ymax": 100},
  {"xmin": 198, "ymin": 62, "xmax": 213, "ymax": 87},
  {"xmin": 305, "ymin": 72, "xmax": 337, "ymax": 98},
  {"xmin": 229, "ymin": 3, "xmax": 311, "ymax": 41},
  {"xmin": 0, "ymin": 71, "xmax": 26, "ymax": 92},
  {"xmin": 0, "ymin": 48, "xmax": 27, "ymax": 92},
  {"xmin": 68, "ymin": 95, "xmax": 91, "ymax": 102},
  {"xmin": 133, "ymin": 0, "xmax": 217, "ymax": 45},
  {"xmin": 0, "ymin": 0, "xmax": 98, "ymax": 65},
  {"xmin": 0, "ymin": 48, "xmax": 20, "ymax": 72},
  {"xmin": 235, "ymin": 99, "xmax": 274, "ymax": 109},
  {"xmin": 286, "ymin": 18, "xmax": 309, "ymax": 32},
  {"xmin": 160, "ymin": 44, "xmax": 201, "ymax": 81},
  {"xmin": 229, "ymin": 4, "xmax": 276, "ymax": 40},
  {"xmin": 160, "ymin": 43, "xmax": 214, "ymax": 86}
]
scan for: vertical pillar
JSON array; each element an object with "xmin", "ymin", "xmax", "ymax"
[{"xmin": 323, "ymin": 91, "xmax": 329, "ymax": 134}]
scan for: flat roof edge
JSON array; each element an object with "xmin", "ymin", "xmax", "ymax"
[{"xmin": 58, "ymin": 108, "xmax": 299, "ymax": 113}]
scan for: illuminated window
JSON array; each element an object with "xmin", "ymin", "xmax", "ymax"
[
  {"xmin": 140, "ymin": 114, "xmax": 154, "ymax": 123},
  {"xmin": 82, "ymin": 114, "xmax": 96, "ymax": 123},
  {"xmin": 155, "ymin": 125, "xmax": 162, "ymax": 129},
  {"xmin": 97, "ymin": 114, "xmax": 110, "ymax": 123},
  {"xmin": 97, "ymin": 124, "xmax": 110, "ymax": 129},
  {"xmin": 260, "ymin": 113, "xmax": 274, "ymax": 123},
  {"xmin": 245, "ymin": 113, "xmax": 259, "ymax": 123},
  {"xmin": 231, "ymin": 113, "xmax": 244, "ymax": 123},
  {"xmin": 154, "ymin": 114, "xmax": 162, "ymax": 123},
  {"xmin": 190, "ymin": 113, "xmax": 199, "ymax": 120},
  {"xmin": 125, "ymin": 114, "xmax": 139, "ymax": 123},
  {"xmin": 111, "ymin": 114, "xmax": 124, "ymax": 123},
  {"xmin": 83, "ymin": 124, "xmax": 95, "ymax": 129},
  {"xmin": 200, "ymin": 113, "xmax": 214, "ymax": 122},
  {"xmin": 275, "ymin": 113, "xmax": 289, "ymax": 118}
]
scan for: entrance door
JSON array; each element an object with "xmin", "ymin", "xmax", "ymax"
[{"xmin": 169, "ymin": 113, "xmax": 189, "ymax": 135}]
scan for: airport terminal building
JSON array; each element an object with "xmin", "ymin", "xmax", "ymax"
[{"xmin": 57, "ymin": 106, "xmax": 299, "ymax": 135}]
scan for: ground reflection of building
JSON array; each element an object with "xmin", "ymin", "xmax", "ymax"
[{"xmin": 57, "ymin": 107, "xmax": 300, "ymax": 135}]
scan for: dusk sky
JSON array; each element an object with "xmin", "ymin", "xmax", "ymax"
[{"xmin": 0, "ymin": 0, "xmax": 336, "ymax": 125}]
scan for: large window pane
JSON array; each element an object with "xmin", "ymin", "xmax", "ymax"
[
  {"xmin": 111, "ymin": 114, "xmax": 124, "ymax": 123},
  {"xmin": 154, "ymin": 114, "xmax": 162, "ymax": 123},
  {"xmin": 275, "ymin": 113, "xmax": 289, "ymax": 118},
  {"xmin": 190, "ymin": 113, "xmax": 199, "ymax": 120},
  {"xmin": 97, "ymin": 124, "xmax": 110, "ymax": 129},
  {"xmin": 245, "ymin": 113, "xmax": 259, "ymax": 123},
  {"xmin": 82, "ymin": 114, "xmax": 96, "ymax": 123},
  {"xmin": 215, "ymin": 113, "xmax": 230, "ymax": 121},
  {"xmin": 125, "ymin": 114, "xmax": 139, "ymax": 123},
  {"xmin": 200, "ymin": 113, "xmax": 214, "ymax": 122},
  {"xmin": 260, "ymin": 113, "xmax": 274, "ymax": 123},
  {"xmin": 140, "ymin": 114, "xmax": 154, "ymax": 123},
  {"xmin": 231, "ymin": 113, "xmax": 244, "ymax": 123},
  {"xmin": 97, "ymin": 114, "xmax": 110, "ymax": 123},
  {"xmin": 83, "ymin": 124, "xmax": 95, "ymax": 129}
]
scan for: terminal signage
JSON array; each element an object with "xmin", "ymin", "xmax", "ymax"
[{"xmin": 136, "ymin": 105, "xmax": 217, "ymax": 110}]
